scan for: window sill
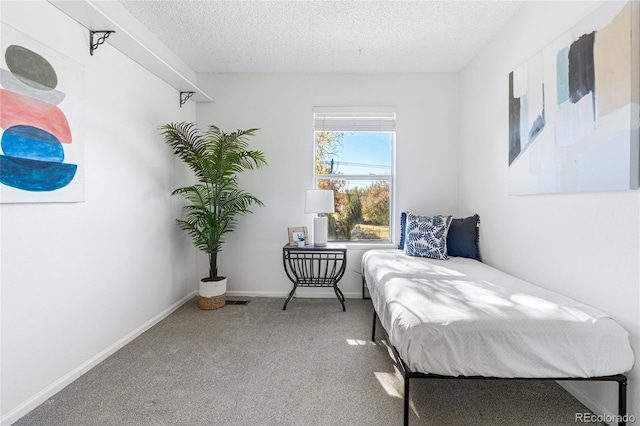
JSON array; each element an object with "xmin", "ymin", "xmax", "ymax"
[{"xmin": 341, "ymin": 242, "xmax": 398, "ymax": 251}]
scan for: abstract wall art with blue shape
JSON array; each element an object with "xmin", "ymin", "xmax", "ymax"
[
  {"xmin": 507, "ymin": 1, "xmax": 639, "ymax": 195},
  {"xmin": 1, "ymin": 24, "xmax": 84, "ymax": 203}
]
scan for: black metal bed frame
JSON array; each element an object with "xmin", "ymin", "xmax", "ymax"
[{"xmin": 370, "ymin": 308, "xmax": 628, "ymax": 426}]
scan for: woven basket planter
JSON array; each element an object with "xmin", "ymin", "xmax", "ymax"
[
  {"xmin": 198, "ymin": 294, "xmax": 225, "ymax": 310},
  {"xmin": 199, "ymin": 277, "xmax": 227, "ymax": 310}
]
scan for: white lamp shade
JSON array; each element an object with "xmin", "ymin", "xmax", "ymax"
[{"xmin": 305, "ymin": 189, "xmax": 335, "ymax": 213}]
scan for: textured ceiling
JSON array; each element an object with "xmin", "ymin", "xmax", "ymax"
[{"xmin": 118, "ymin": 1, "xmax": 526, "ymax": 73}]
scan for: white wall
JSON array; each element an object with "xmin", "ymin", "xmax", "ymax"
[
  {"xmin": 459, "ymin": 0, "xmax": 639, "ymax": 420},
  {"xmin": 0, "ymin": 1, "xmax": 197, "ymax": 423},
  {"xmin": 195, "ymin": 73, "xmax": 459, "ymax": 299},
  {"xmin": 6, "ymin": 0, "xmax": 632, "ymax": 423}
]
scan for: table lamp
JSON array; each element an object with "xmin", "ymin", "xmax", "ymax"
[{"xmin": 305, "ymin": 189, "xmax": 335, "ymax": 247}]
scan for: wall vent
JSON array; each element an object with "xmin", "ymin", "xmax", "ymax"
[{"xmin": 225, "ymin": 300, "xmax": 250, "ymax": 305}]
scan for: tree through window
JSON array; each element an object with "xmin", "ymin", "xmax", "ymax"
[{"xmin": 313, "ymin": 108, "xmax": 395, "ymax": 242}]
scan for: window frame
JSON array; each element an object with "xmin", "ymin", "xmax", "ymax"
[{"xmin": 312, "ymin": 107, "xmax": 396, "ymax": 244}]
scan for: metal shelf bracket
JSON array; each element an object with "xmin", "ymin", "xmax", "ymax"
[
  {"xmin": 89, "ymin": 30, "xmax": 115, "ymax": 56},
  {"xmin": 180, "ymin": 91, "xmax": 195, "ymax": 107}
]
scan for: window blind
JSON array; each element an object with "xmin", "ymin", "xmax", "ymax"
[{"xmin": 313, "ymin": 107, "xmax": 396, "ymax": 132}]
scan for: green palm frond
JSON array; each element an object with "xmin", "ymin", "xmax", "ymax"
[{"xmin": 160, "ymin": 122, "xmax": 267, "ymax": 279}]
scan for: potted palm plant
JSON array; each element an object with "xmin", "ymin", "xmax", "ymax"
[{"xmin": 161, "ymin": 122, "xmax": 267, "ymax": 310}]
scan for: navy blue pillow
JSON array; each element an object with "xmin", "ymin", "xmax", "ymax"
[
  {"xmin": 397, "ymin": 211, "xmax": 407, "ymax": 249},
  {"xmin": 446, "ymin": 214, "xmax": 481, "ymax": 261}
]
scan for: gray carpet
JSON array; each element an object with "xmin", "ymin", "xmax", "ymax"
[{"xmin": 15, "ymin": 297, "xmax": 604, "ymax": 425}]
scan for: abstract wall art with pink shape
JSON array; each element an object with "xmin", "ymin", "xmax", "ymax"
[{"xmin": 1, "ymin": 24, "xmax": 84, "ymax": 203}]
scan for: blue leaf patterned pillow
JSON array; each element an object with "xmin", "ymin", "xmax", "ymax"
[{"xmin": 404, "ymin": 213, "xmax": 453, "ymax": 260}]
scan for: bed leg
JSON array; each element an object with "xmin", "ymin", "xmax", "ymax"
[
  {"xmin": 371, "ymin": 310, "xmax": 377, "ymax": 342},
  {"xmin": 403, "ymin": 375, "xmax": 410, "ymax": 426},
  {"xmin": 619, "ymin": 376, "xmax": 627, "ymax": 426}
]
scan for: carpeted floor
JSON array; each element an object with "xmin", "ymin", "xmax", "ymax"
[{"xmin": 14, "ymin": 297, "xmax": 604, "ymax": 425}]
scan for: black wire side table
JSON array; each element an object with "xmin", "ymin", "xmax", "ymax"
[{"xmin": 282, "ymin": 243, "xmax": 347, "ymax": 311}]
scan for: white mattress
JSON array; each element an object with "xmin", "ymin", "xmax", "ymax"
[{"xmin": 363, "ymin": 249, "xmax": 635, "ymax": 378}]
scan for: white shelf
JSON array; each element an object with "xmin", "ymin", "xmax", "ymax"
[{"xmin": 48, "ymin": 0, "xmax": 213, "ymax": 103}]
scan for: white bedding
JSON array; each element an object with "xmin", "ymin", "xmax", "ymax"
[{"xmin": 363, "ymin": 249, "xmax": 635, "ymax": 378}]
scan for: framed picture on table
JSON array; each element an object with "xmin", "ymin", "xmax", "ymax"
[{"xmin": 287, "ymin": 226, "xmax": 308, "ymax": 246}]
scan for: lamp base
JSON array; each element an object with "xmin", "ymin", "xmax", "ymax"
[{"xmin": 313, "ymin": 216, "xmax": 328, "ymax": 247}]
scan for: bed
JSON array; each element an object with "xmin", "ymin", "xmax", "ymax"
[{"xmin": 362, "ymin": 248, "xmax": 635, "ymax": 425}]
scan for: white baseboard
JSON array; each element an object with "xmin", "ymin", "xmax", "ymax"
[
  {"xmin": 1, "ymin": 292, "xmax": 197, "ymax": 426},
  {"xmin": 226, "ymin": 290, "xmax": 363, "ymax": 299},
  {"xmin": 557, "ymin": 381, "xmax": 617, "ymax": 425}
]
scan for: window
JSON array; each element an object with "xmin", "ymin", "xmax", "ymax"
[{"xmin": 313, "ymin": 107, "xmax": 395, "ymax": 243}]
